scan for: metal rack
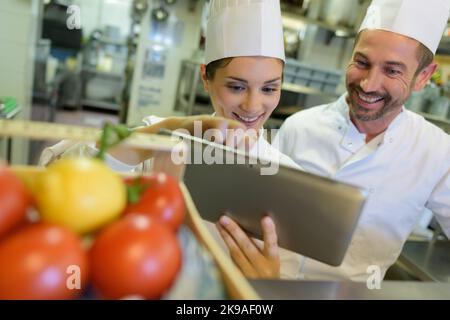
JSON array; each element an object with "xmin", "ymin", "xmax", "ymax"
[
  {"xmin": 174, "ymin": 59, "xmax": 212, "ymax": 116},
  {"xmin": 283, "ymin": 58, "xmax": 343, "ymax": 95},
  {"xmin": 81, "ymin": 36, "xmax": 128, "ymax": 112}
]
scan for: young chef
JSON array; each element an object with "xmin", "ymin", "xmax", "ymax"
[{"xmin": 39, "ymin": 0, "xmax": 303, "ymax": 279}]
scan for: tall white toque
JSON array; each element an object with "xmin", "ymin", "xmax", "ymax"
[
  {"xmin": 204, "ymin": 0, "xmax": 285, "ymax": 65},
  {"xmin": 359, "ymin": 0, "xmax": 450, "ymax": 54}
]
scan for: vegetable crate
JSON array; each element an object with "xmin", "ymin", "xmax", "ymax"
[{"xmin": 1, "ymin": 119, "xmax": 259, "ymax": 300}]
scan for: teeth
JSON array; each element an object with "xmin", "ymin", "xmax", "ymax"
[
  {"xmin": 358, "ymin": 92, "xmax": 383, "ymax": 103},
  {"xmin": 236, "ymin": 114, "xmax": 260, "ymax": 122}
]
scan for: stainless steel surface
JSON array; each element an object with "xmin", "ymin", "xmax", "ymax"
[
  {"xmin": 249, "ymin": 279, "xmax": 450, "ymax": 300},
  {"xmin": 399, "ymin": 240, "xmax": 450, "ymax": 283}
]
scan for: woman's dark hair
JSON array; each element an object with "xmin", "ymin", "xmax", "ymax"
[{"xmin": 205, "ymin": 58, "xmax": 234, "ymax": 80}]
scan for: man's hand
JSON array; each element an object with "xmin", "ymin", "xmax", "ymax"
[{"xmin": 216, "ymin": 215, "xmax": 280, "ymax": 279}]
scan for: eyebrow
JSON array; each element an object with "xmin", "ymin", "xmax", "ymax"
[
  {"xmin": 226, "ymin": 77, "xmax": 282, "ymax": 84},
  {"xmin": 354, "ymin": 52, "xmax": 407, "ymax": 71}
]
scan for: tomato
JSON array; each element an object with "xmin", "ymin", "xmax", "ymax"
[
  {"xmin": 0, "ymin": 166, "xmax": 31, "ymax": 238},
  {"xmin": 90, "ymin": 214, "xmax": 182, "ymax": 299},
  {"xmin": 35, "ymin": 158, "xmax": 126, "ymax": 234},
  {"xmin": 0, "ymin": 223, "xmax": 89, "ymax": 300},
  {"xmin": 124, "ymin": 173, "xmax": 185, "ymax": 231}
]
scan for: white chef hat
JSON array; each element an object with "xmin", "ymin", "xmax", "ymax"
[
  {"xmin": 359, "ymin": 0, "xmax": 450, "ymax": 54},
  {"xmin": 204, "ymin": 0, "xmax": 285, "ymax": 65}
]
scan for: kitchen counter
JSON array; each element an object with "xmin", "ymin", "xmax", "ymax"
[
  {"xmin": 398, "ymin": 240, "xmax": 450, "ymax": 282},
  {"xmin": 249, "ymin": 279, "xmax": 450, "ymax": 300},
  {"xmin": 250, "ymin": 240, "xmax": 450, "ymax": 299}
]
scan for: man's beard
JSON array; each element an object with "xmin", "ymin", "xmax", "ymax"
[{"xmin": 347, "ymin": 84, "xmax": 406, "ymax": 122}]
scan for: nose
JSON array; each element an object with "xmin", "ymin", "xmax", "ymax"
[
  {"xmin": 360, "ymin": 68, "xmax": 383, "ymax": 93},
  {"xmin": 240, "ymin": 90, "xmax": 263, "ymax": 115}
]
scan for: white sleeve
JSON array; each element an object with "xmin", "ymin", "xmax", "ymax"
[
  {"xmin": 142, "ymin": 115, "xmax": 165, "ymax": 126},
  {"xmin": 38, "ymin": 140, "xmax": 139, "ymax": 172},
  {"xmin": 98, "ymin": 115, "xmax": 167, "ymax": 172},
  {"xmin": 426, "ymin": 168, "xmax": 450, "ymax": 238}
]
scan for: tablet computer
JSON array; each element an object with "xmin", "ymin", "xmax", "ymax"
[{"xmin": 159, "ymin": 129, "xmax": 367, "ymax": 266}]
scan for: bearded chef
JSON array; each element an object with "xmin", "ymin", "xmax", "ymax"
[{"xmin": 266, "ymin": 0, "xmax": 450, "ymax": 281}]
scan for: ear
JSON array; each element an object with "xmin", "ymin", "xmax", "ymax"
[
  {"xmin": 412, "ymin": 62, "xmax": 438, "ymax": 91},
  {"xmin": 200, "ymin": 64, "xmax": 209, "ymax": 92}
]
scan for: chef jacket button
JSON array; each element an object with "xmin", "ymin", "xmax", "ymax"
[
  {"xmin": 389, "ymin": 138, "xmax": 394, "ymax": 143},
  {"xmin": 347, "ymin": 142, "xmax": 353, "ymax": 147},
  {"xmin": 369, "ymin": 187, "xmax": 375, "ymax": 194}
]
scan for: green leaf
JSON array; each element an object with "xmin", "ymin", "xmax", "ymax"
[{"xmin": 95, "ymin": 122, "xmax": 133, "ymax": 160}]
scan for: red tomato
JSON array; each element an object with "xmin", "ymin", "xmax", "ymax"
[
  {"xmin": 0, "ymin": 223, "xmax": 89, "ymax": 300},
  {"xmin": 90, "ymin": 214, "xmax": 182, "ymax": 299},
  {"xmin": 124, "ymin": 173, "xmax": 185, "ymax": 231},
  {"xmin": 0, "ymin": 166, "xmax": 31, "ymax": 238}
]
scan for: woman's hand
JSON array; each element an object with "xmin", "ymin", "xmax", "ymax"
[
  {"xmin": 120, "ymin": 115, "xmax": 255, "ymax": 164},
  {"xmin": 138, "ymin": 115, "xmax": 257, "ymax": 150},
  {"xmin": 216, "ymin": 215, "xmax": 280, "ymax": 279},
  {"xmin": 137, "ymin": 115, "xmax": 244, "ymax": 139}
]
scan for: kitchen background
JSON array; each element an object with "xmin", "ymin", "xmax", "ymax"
[
  {"xmin": 1, "ymin": 0, "xmax": 449, "ymax": 165},
  {"xmin": 0, "ymin": 0, "xmax": 449, "ymax": 283}
]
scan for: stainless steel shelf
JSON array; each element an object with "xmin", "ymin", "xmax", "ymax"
[
  {"xmin": 398, "ymin": 240, "xmax": 450, "ymax": 283},
  {"xmin": 82, "ymin": 67, "xmax": 124, "ymax": 80},
  {"xmin": 281, "ymin": 82, "xmax": 339, "ymax": 97},
  {"xmin": 250, "ymin": 278, "xmax": 450, "ymax": 300},
  {"xmin": 98, "ymin": 37, "xmax": 127, "ymax": 46},
  {"xmin": 281, "ymin": 7, "xmax": 356, "ymax": 37},
  {"xmin": 82, "ymin": 99, "xmax": 120, "ymax": 111}
]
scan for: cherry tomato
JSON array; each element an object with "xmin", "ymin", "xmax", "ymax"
[
  {"xmin": 0, "ymin": 166, "xmax": 31, "ymax": 238},
  {"xmin": 90, "ymin": 214, "xmax": 182, "ymax": 299},
  {"xmin": 124, "ymin": 173, "xmax": 185, "ymax": 231},
  {"xmin": 0, "ymin": 223, "xmax": 89, "ymax": 300}
]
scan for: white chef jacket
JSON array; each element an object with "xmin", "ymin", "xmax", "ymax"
[{"xmin": 274, "ymin": 94, "xmax": 450, "ymax": 281}]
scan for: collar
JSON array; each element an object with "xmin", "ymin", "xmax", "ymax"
[{"xmin": 335, "ymin": 94, "xmax": 407, "ymax": 152}]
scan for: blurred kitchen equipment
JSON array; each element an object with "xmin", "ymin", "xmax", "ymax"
[
  {"xmin": 42, "ymin": 2, "xmax": 83, "ymax": 60},
  {"xmin": 81, "ymin": 27, "xmax": 128, "ymax": 112},
  {"xmin": 152, "ymin": 2, "xmax": 170, "ymax": 22},
  {"xmin": 284, "ymin": 58, "xmax": 342, "ymax": 94},
  {"xmin": 131, "ymin": 0, "xmax": 149, "ymax": 21},
  {"xmin": 423, "ymin": 82, "xmax": 441, "ymax": 101},
  {"xmin": 320, "ymin": 0, "xmax": 360, "ymax": 28},
  {"xmin": 33, "ymin": 39, "xmax": 53, "ymax": 99},
  {"xmin": 405, "ymin": 90, "xmax": 427, "ymax": 113},
  {"xmin": 284, "ymin": 29, "xmax": 301, "ymax": 58},
  {"xmin": 281, "ymin": 0, "xmax": 304, "ymax": 7},
  {"xmin": 427, "ymin": 95, "xmax": 450, "ymax": 118}
]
